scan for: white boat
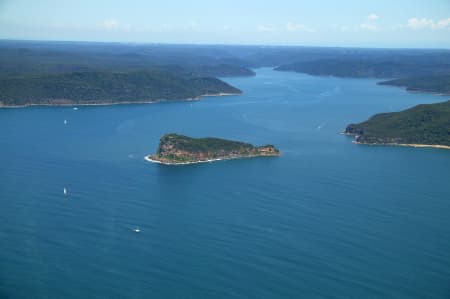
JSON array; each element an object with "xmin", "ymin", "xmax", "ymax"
[
  {"xmin": 63, "ymin": 187, "xmax": 68, "ymax": 195},
  {"xmin": 64, "ymin": 120, "xmax": 67, "ymax": 125},
  {"xmin": 73, "ymin": 107, "xmax": 78, "ymax": 111},
  {"xmin": 133, "ymin": 227, "xmax": 140, "ymax": 233}
]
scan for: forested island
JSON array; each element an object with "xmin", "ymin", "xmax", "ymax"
[
  {"xmin": 345, "ymin": 100, "xmax": 450, "ymax": 149},
  {"xmin": 146, "ymin": 134, "xmax": 280, "ymax": 165}
]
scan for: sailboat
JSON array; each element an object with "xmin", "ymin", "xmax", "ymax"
[{"xmin": 63, "ymin": 187, "xmax": 68, "ymax": 196}]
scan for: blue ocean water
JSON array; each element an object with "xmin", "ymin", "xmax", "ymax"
[{"xmin": 0, "ymin": 68, "xmax": 449, "ymax": 299}]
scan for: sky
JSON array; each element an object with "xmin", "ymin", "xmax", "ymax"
[{"xmin": 1, "ymin": 0, "xmax": 450, "ymax": 48}]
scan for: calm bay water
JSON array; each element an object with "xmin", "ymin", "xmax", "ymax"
[{"xmin": 1, "ymin": 68, "xmax": 449, "ymax": 298}]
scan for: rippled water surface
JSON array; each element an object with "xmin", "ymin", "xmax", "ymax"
[{"xmin": 1, "ymin": 68, "xmax": 449, "ymax": 298}]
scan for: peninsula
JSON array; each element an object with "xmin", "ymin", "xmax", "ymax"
[
  {"xmin": 378, "ymin": 75, "xmax": 450, "ymax": 95},
  {"xmin": 0, "ymin": 71, "xmax": 241, "ymax": 107},
  {"xmin": 345, "ymin": 100, "xmax": 450, "ymax": 149},
  {"xmin": 146, "ymin": 134, "xmax": 280, "ymax": 165}
]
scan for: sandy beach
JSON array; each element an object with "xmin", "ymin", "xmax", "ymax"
[
  {"xmin": 353, "ymin": 141, "xmax": 450, "ymax": 150},
  {"xmin": 144, "ymin": 155, "xmax": 232, "ymax": 165},
  {"xmin": 0, "ymin": 92, "xmax": 241, "ymax": 109}
]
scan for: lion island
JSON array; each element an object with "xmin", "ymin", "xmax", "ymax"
[{"xmin": 145, "ymin": 133, "xmax": 280, "ymax": 165}]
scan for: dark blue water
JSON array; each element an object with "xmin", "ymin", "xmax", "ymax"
[{"xmin": 1, "ymin": 68, "xmax": 449, "ymax": 299}]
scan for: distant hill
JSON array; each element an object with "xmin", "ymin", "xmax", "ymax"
[
  {"xmin": 0, "ymin": 41, "xmax": 260, "ymax": 107},
  {"xmin": 3, "ymin": 40, "xmax": 450, "ymax": 77},
  {"xmin": 275, "ymin": 57, "xmax": 450, "ymax": 95},
  {"xmin": 378, "ymin": 75, "xmax": 450, "ymax": 95},
  {"xmin": 0, "ymin": 71, "xmax": 241, "ymax": 107},
  {"xmin": 345, "ymin": 100, "xmax": 450, "ymax": 147},
  {"xmin": 0, "ymin": 42, "xmax": 257, "ymax": 78},
  {"xmin": 2, "ymin": 40, "xmax": 450, "ymax": 106},
  {"xmin": 274, "ymin": 58, "xmax": 450, "ymax": 79}
]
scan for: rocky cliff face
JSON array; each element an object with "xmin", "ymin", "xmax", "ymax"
[
  {"xmin": 345, "ymin": 124, "xmax": 404, "ymax": 144},
  {"xmin": 344, "ymin": 124, "xmax": 363, "ymax": 136},
  {"xmin": 150, "ymin": 134, "xmax": 280, "ymax": 164}
]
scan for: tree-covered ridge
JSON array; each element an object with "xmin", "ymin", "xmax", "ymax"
[
  {"xmin": 0, "ymin": 41, "xmax": 255, "ymax": 106},
  {"xmin": 378, "ymin": 75, "xmax": 450, "ymax": 95},
  {"xmin": 345, "ymin": 100, "xmax": 450, "ymax": 146},
  {"xmin": 3, "ymin": 40, "xmax": 450, "ymax": 78},
  {"xmin": 275, "ymin": 57, "xmax": 450, "ymax": 94},
  {"xmin": 2, "ymin": 40, "xmax": 450, "ymax": 106},
  {"xmin": 0, "ymin": 45, "xmax": 256, "ymax": 78},
  {"xmin": 150, "ymin": 133, "xmax": 280, "ymax": 164},
  {"xmin": 275, "ymin": 58, "xmax": 450, "ymax": 79},
  {"xmin": 0, "ymin": 71, "xmax": 241, "ymax": 106}
]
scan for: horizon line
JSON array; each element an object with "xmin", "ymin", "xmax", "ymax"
[{"xmin": 1, "ymin": 38, "xmax": 449, "ymax": 51}]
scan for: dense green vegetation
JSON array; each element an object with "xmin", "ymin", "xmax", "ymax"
[
  {"xmin": 3, "ymin": 40, "xmax": 450, "ymax": 77},
  {"xmin": 0, "ymin": 71, "xmax": 241, "ymax": 106},
  {"xmin": 275, "ymin": 56, "xmax": 450, "ymax": 94},
  {"xmin": 0, "ymin": 42, "xmax": 256, "ymax": 78},
  {"xmin": 158, "ymin": 134, "xmax": 255, "ymax": 154},
  {"xmin": 274, "ymin": 58, "xmax": 450, "ymax": 78},
  {"xmin": 2, "ymin": 40, "xmax": 450, "ymax": 106},
  {"xmin": 151, "ymin": 133, "xmax": 280, "ymax": 163},
  {"xmin": 379, "ymin": 75, "xmax": 450, "ymax": 95},
  {"xmin": 0, "ymin": 41, "xmax": 256, "ymax": 106},
  {"xmin": 345, "ymin": 100, "xmax": 450, "ymax": 146}
]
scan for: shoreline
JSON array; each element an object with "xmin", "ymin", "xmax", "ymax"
[
  {"xmin": 144, "ymin": 153, "xmax": 279, "ymax": 165},
  {"xmin": 353, "ymin": 141, "xmax": 450, "ymax": 150},
  {"xmin": 144, "ymin": 155, "xmax": 231, "ymax": 165},
  {"xmin": 376, "ymin": 83, "xmax": 450, "ymax": 97},
  {"xmin": 343, "ymin": 132, "xmax": 450, "ymax": 150},
  {"xmin": 201, "ymin": 92, "xmax": 239, "ymax": 97},
  {"xmin": 0, "ymin": 92, "xmax": 241, "ymax": 109}
]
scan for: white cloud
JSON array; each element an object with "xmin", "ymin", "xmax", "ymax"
[
  {"xmin": 406, "ymin": 17, "xmax": 434, "ymax": 29},
  {"xmin": 286, "ymin": 22, "xmax": 314, "ymax": 32},
  {"xmin": 257, "ymin": 25, "xmax": 275, "ymax": 32},
  {"xmin": 406, "ymin": 17, "xmax": 450, "ymax": 30},
  {"xmin": 101, "ymin": 18, "xmax": 120, "ymax": 30},
  {"xmin": 98, "ymin": 18, "xmax": 132, "ymax": 31},
  {"xmin": 360, "ymin": 14, "xmax": 380, "ymax": 31},
  {"xmin": 436, "ymin": 18, "xmax": 450, "ymax": 29},
  {"xmin": 367, "ymin": 14, "xmax": 379, "ymax": 21}
]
